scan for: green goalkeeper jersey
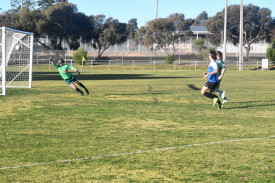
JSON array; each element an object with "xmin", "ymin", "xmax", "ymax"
[
  {"xmin": 53, "ymin": 63, "xmax": 75, "ymax": 80},
  {"xmin": 216, "ymin": 59, "xmax": 226, "ymax": 76}
]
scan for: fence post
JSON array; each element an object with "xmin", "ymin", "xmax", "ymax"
[
  {"xmin": 195, "ymin": 61, "xmax": 197, "ymax": 70},
  {"xmin": 122, "ymin": 47, "xmax": 124, "ymax": 64},
  {"xmin": 109, "ymin": 60, "xmax": 111, "ymax": 70},
  {"xmin": 132, "ymin": 60, "xmax": 135, "ymax": 70},
  {"xmin": 81, "ymin": 59, "xmax": 83, "ymax": 74},
  {"xmin": 154, "ymin": 61, "xmax": 156, "ymax": 70},
  {"xmin": 91, "ymin": 60, "xmax": 93, "ymax": 70}
]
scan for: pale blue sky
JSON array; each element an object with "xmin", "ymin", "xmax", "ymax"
[{"xmin": 1, "ymin": 0, "xmax": 274, "ymax": 27}]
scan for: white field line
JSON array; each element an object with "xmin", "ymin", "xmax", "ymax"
[{"xmin": 1, "ymin": 136, "xmax": 274, "ymax": 170}]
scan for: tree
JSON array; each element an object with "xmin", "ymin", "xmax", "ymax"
[
  {"xmin": 266, "ymin": 40, "xmax": 275, "ymax": 65},
  {"xmin": 135, "ymin": 13, "xmax": 192, "ymax": 56},
  {"xmin": 192, "ymin": 37, "xmax": 206, "ymax": 51},
  {"xmin": 73, "ymin": 47, "xmax": 88, "ymax": 65},
  {"xmin": 271, "ymin": 18, "xmax": 275, "ymax": 40},
  {"xmin": 206, "ymin": 4, "xmax": 274, "ymax": 60},
  {"xmin": 19, "ymin": 8, "xmax": 42, "ymax": 36},
  {"xmin": 90, "ymin": 15, "xmax": 127, "ymax": 59},
  {"xmin": 38, "ymin": 1, "xmax": 93, "ymax": 50},
  {"xmin": 0, "ymin": 3, "xmax": 41, "ymax": 36},
  {"xmin": 272, "ymin": 28, "xmax": 275, "ymax": 40},
  {"xmin": 10, "ymin": 0, "xmax": 36, "ymax": 10},
  {"xmin": 0, "ymin": 9, "xmax": 21, "ymax": 28},
  {"xmin": 126, "ymin": 18, "xmax": 138, "ymax": 40},
  {"xmin": 37, "ymin": 0, "xmax": 68, "ymax": 10},
  {"xmin": 194, "ymin": 11, "xmax": 208, "ymax": 25}
]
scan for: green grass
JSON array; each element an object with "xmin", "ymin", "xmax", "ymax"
[{"xmin": 0, "ymin": 66, "xmax": 275, "ymax": 182}]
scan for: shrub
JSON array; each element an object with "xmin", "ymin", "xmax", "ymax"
[
  {"xmin": 266, "ymin": 40, "xmax": 275, "ymax": 65},
  {"xmin": 201, "ymin": 47, "xmax": 216, "ymax": 60},
  {"xmin": 192, "ymin": 37, "xmax": 206, "ymax": 52},
  {"xmin": 72, "ymin": 47, "xmax": 88, "ymax": 65},
  {"xmin": 164, "ymin": 55, "xmax": 174, "ymax": 64}
]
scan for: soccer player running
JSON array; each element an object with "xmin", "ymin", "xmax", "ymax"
[
  {"xmin": 216, "ymin": 51, "xmax": 228, "ymax": 103},
  {"xmin": 201, "ymin": 51, "xmax": 223, "ymax": 109},
  {"xmin": 50, "ymin": 57, "xmax": 89, "ymax": 96}
]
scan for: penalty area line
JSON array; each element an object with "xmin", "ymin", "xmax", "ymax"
[{"xmin": 1, "ymin": 136, "xmax": 274, "ymax": 170}]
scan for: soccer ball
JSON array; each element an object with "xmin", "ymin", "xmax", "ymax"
[{"xmin": 15, "ymin": 44, "xmax": 21, "ymax": 51}]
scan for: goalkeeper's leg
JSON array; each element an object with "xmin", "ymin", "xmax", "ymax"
[
  {"xmin": 77, "ymin": 82, "xmax": 89, "ymax": 95},
  {"xmin": 73, "ymin": 77, "xmax": 89, "ymax": 95},
  {"xmin": 76, "ymin": 88, "xmax": 84, "ymax": 96},
  {"xmin": 70, "ymin": 83, "xmax": 84, "ymax": 96}
]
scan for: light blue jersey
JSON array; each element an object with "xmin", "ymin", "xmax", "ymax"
[{"xmin": 208, "ymin": 60, "xmax": 218, "ymax": 83}]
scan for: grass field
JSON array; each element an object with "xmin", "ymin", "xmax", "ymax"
[{"xmin": 1, "ymin": 65, "xmax": 275, "ymax": 182}]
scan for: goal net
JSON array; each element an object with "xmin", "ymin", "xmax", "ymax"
[{"xmin": 0, "ymin": 27, "xmax": 33, "ymax": 95}]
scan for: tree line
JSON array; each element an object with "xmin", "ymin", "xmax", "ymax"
[{"xmin": 1, "ymin": 0, "xmax": 274, "ymax": 60}]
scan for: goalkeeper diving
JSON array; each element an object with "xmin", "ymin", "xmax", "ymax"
[{"xmin": 50, "ymin": 57, "xmax": 89, "ymax": 96}]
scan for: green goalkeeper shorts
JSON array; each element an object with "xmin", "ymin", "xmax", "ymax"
[{"xmin": 64, "ymin": 75, "xmax": 78, "ymax": 85}]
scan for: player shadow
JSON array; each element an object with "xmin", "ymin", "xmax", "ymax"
[
  {"xmin": 251, "ymin": 67, "xmax": 262, "ymax": 70},
  {"xmin": 32, "ymin": 72, "xmax": 194, "ymax": 81},
  {"xmin": 187, "ymin": 84, "xmax": 201, "ymax": 90},
  {"xmin": 231, "ymin": 100, "xmax": 275, "ymax": 104},
  {"xmin": 251, "ymin": 67, "xmax": 275, "ymax": 70},
  {"xmin": 223, "ymin": 100, "xmax": 275, "ymax": 109}
]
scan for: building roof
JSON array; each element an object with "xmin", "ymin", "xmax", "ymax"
[{"xmin": 190, "ymin": 26, "xmax": 209, "ymax": 35}]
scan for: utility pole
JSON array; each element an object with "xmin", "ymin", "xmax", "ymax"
[
  {"xmin": 239, "ymin": 0, "xmax": 243, "ymax": 71},
  {"xmin": 156, "ymin": 0, "xmax": 158, "ymax": 19},
  {"xmin": 21, "ymin": 0, "xmax": 23, "ymax": 10},
  {"xmin": 223, "ymin": 0, "xmax": 227, "ymax": 61}
]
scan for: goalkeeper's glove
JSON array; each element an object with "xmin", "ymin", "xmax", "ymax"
[{"xmin": 76, "ymin": 70, "xmax": 81, "ymax": 75}]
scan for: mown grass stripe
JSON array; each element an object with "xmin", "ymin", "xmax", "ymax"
[{"xmin": 1, "ymin": 136, "xmax": 274, "ymax": 170}]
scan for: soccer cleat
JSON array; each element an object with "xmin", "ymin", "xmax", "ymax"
[
  {"xmin": 221, "ymin": 91, "xmax": 226, "ymax": 100},
  {"xmin": 212, "ymin": 98, "xmax": 219, "ymax": 107},
  {"xmin": 85, "ymin": 89, "xmax": 89, "ymax": 95},
  {"xmin": 218, "ymin": 103, "xmax": 224, "ymax": 109},
  {"xmin": 222, "ymin": 97, "xmax": 228, "ymax": 104}
]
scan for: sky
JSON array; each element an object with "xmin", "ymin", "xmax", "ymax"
[{"xmin": 1, "ymin": 0, "xmax": 275, "ymax": 27}]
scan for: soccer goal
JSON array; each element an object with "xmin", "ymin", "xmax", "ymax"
[{"xmin": 0, "ymin": 27, "xmax": 33, "ymax": 95}]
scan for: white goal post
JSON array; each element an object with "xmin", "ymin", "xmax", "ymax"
[{"xmin": 0, "ymin": 27, "xmax": 33, "ymax": 95}]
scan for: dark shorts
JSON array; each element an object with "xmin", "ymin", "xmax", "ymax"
[
  {"xmin": 204, "ymin": 81, "xmax": 219, "ymax": 90},
  {"xmin": 64, "ymin": 75, "xmax": 78, "ymax": 85}
]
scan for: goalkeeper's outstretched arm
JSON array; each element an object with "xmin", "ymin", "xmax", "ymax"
[
  {"xmin": 50, "ymin": 59, "xmax": 59, "ymax": 68},
  {"xmin": 49, "ymin": 57, "xmax": 58, "ymax": 68},
  {"xmin": 49, "ymin": 57, "xmax": 53, "ymax": 64},
  {"xmin": 72, "ymin": 67, "xmax": 80, "ymax": 75}
]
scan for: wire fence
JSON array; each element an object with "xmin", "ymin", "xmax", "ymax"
[
  {"xmin": 32, "ymin": 50, "xmax": 273, "ymax": 71},
  {"xmin": 34, "ymin": 59, "xmax": 273, "ymax": 72}
]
